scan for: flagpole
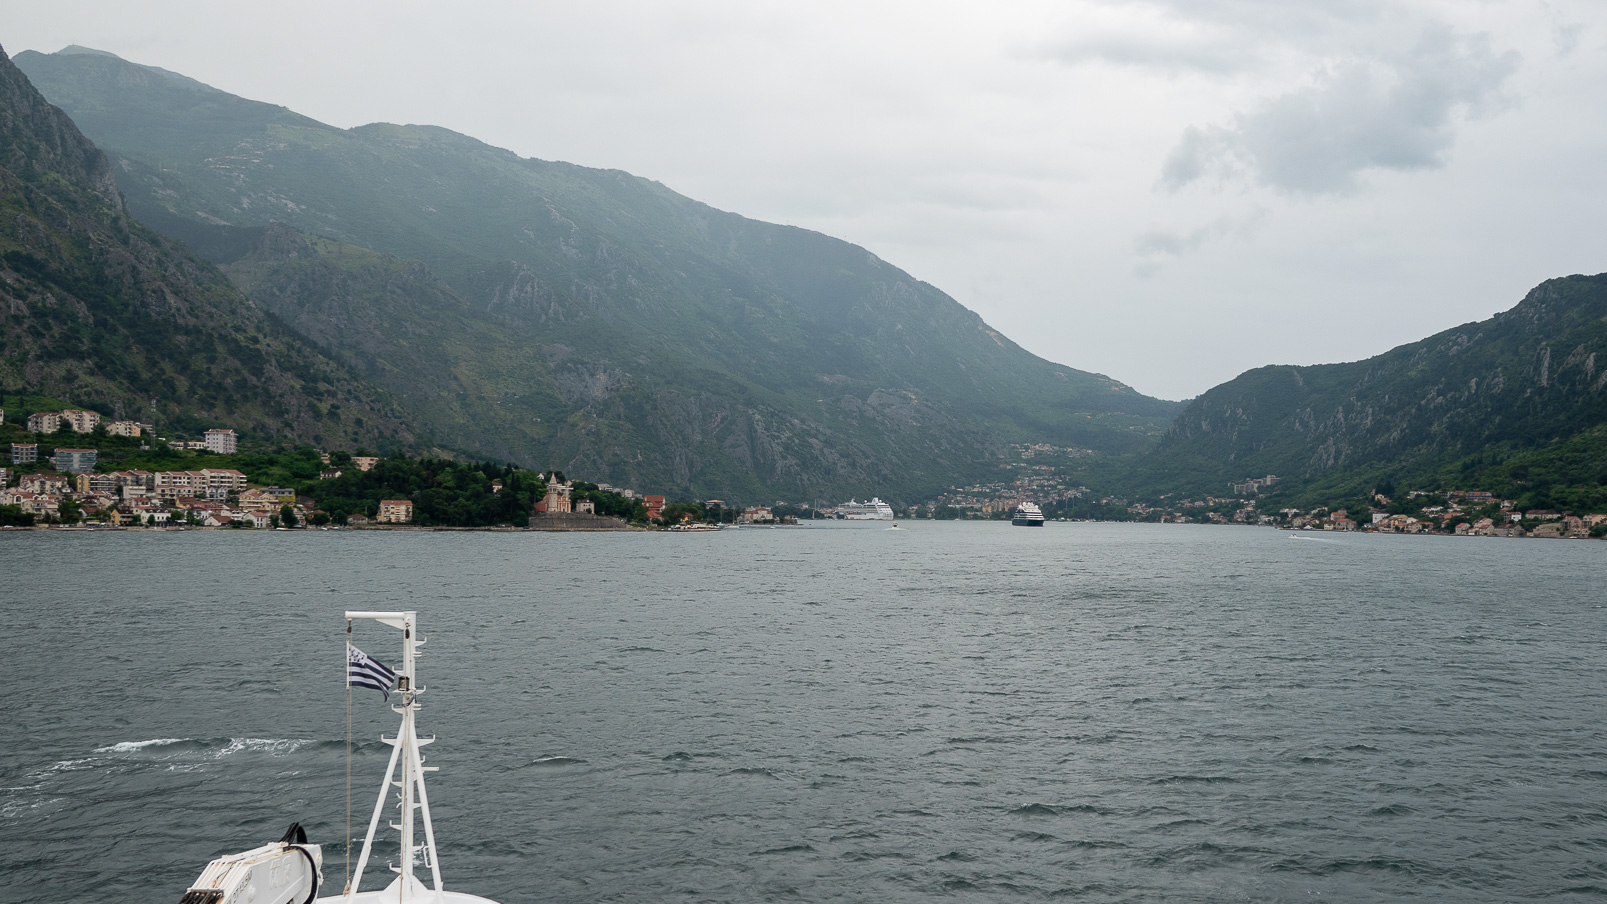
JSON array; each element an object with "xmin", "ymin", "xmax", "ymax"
[{"xmin": 345, "ymin": 619, "xmax": 353, "ymax": 896}]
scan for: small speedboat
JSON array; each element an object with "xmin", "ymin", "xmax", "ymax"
[{"xmin": 178, "ymin": 611, "xmax": 502, "ymax": 904}]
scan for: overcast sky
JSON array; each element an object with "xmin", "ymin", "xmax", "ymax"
[{"xmin": 6, "ymin": 1, "xmax": 1605, "ymax": 400}]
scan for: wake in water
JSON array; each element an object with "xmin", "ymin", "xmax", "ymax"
[{"xmin": 93, "ymin": 737, "xmax": 313, "ymax": 758}]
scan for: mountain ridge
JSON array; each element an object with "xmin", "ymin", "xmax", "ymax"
[
  {"xmin": 1126, "ymin": 273, "xmax": 1607, "ymax": 506},
  {"xmin": 15, "ymin": 45, "xmax": 1180, "ymax": 501}
]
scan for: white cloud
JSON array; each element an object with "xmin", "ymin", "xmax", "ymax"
[{"xmin": 1159, "ymin": 27, "xmax": 1520, "ymax": 195}]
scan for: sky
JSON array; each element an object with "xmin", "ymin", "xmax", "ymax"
[{"xmin": 5, "ymin": 1, "xmax": 1606, "ymax": 400}]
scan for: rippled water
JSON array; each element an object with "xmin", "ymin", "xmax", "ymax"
[{"xmin": 3, "ymin": 523, "xmax": 1606, "ymax": 902}]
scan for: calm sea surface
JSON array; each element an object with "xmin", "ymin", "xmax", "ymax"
[{"xmin": 2, "ymin": 522, "xmax": 1606, "ymax": 902}]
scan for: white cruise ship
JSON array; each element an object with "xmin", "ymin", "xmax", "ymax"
[
  {"xmin": 834, "ymin": 497, "xmax": 895, "ymax": 520},
  {"xmin": 1012, "ymin": 502, "xmax": 1045, "ymax": 526}
]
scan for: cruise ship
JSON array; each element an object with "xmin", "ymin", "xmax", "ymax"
[
  {"xmin": 833, "ymin": 497, "xmax": 895, "ymax": 520},
  {"xmin": 1012, "ymin": 502, "xmax": 1045, "ymax": 526}
]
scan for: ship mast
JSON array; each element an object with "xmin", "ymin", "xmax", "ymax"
[{"xmin": 344, "ymin": 610, "xmax": 444, "ymax": 902}]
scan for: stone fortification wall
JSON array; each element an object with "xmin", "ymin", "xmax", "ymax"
[{"xmin": 528, "ymin": 512, "xmax": 633, "ymax": 531}]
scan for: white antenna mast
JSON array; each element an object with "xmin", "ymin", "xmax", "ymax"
[{"xmin": 343, "ymin": 611, "xmax": 443, "ymax": 903}]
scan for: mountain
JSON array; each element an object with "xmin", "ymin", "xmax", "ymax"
[
  {"xmin": 1128, "ymin": 274, "xmax": 1607, "ymax": 506},
  {"xmin": 0, "ymin": 44, "xmax": 412, "ymax": 447},
  {"xmin": 14, "ymin": 46, "xmax": 1180, "ymax": 501}
]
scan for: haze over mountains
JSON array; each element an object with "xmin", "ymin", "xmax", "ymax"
[{"xmin": 14, "ymin": 45, "xmax": 1178, "ymax": 502}]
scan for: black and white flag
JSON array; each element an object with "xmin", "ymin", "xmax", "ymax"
[{"xmin": 347, "ymin": 642, "xmax": 397, "ymax": 700}]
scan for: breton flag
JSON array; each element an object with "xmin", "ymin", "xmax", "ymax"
[{"xmin": 347, "ymin": 643, "xmax": 397, "ymax": 701}]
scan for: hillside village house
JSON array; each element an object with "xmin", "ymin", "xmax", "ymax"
[
  {"xmin": 106, "ymin": 420, "xmax": 142, "ymax": 437},
  {"xmin": 75, "ymin": 472, "xmax": 117, "ymax": 495},
  {"xmin": 52, "ymin": 448, "xmax": 97, "ymax": 472},
  {"xmin": 377, "ymin": 499, "xmax": 413, "ymax": 523},
  {"xmin": 353, "ymin": 456, "xmax": 380, "ymax": 471},
  {"xmin": 204, "ymin": 428, "xmax": 238, "ymax": 454},
  {"xmin": 11, "ymin": 442, "xmax": 37, "ymax": 464},
  {"xmin": 19, "ymin": 472, "xmax": 69, "ymax": 495},
  {"xmin": 22, "ymin": 409, "xmax": 107, "ymax": 434},
  {"xmin": 237, "ymin": 489, "xmax": 283, "ymax": 509},
  {"xmin": 60, "ymin": 409, "xmax": 101, "ymax": 433}
]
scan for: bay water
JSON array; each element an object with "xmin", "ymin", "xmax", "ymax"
[{"xmin": 2, "ymin": 522, "xmax": 1605, "ymax": 902}]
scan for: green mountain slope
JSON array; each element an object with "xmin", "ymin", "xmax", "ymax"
[
  {"xmin": 0, "ymin": 44, "xmax": 413, "ymax": 447},
  {"xmin": 15, "ymin": 46, "xmax": 1179, "ymax": 500},
  {"xmin": 1129, "ymin": 274, "xmax": 1607, "ymax": 503}
]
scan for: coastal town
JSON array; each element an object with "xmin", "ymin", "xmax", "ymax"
[
  {"xmin": 4, "ymin": 404, "xmax": 1605, "ymax": 539},
  {"xmin": 0, "ymin": 403, "xmax": 804, "ymax": 530},
  {"xmin": 916, "ymin": 444, "xmax": 1607, "ymax": 539}
]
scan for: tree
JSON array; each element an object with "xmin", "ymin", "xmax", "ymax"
[
  {"xmin": 57, "ymin": 497, "xmax": 82, "ymax": 524},
  {"xmin": 280, "ymin": 504, "xmax": 298, "ymax": 528}
]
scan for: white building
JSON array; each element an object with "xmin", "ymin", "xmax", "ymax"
[
  {"xmin": 204, "ymin": 429, "xmax": 238, "ymax": 454},
  {"xmin": 59, "ymin": 409, "xmax": 102, "ymax": 433}
]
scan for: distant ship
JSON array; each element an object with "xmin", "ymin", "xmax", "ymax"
[
  {"xmin": 833, "ymin": 498, "xmax": 895, "ymax": 520},
  {"xmin": 1012, "ymin": 502, "xmax": 1045, "ymax": 526}
]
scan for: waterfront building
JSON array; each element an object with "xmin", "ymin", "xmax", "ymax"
[
  {"xmin": 537, "ymin": 476, "xmax": 573, "ymax": 514},
  {"xmin": 377, "ymin": 499, "xmax": 414, "ymax": 523},
  {"xmin": 739, "ymin": 505, "xmax": 774, "ymax": 524}
]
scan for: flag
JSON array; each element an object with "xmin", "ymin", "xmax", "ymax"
[{"xmin": 347, "ymin": 642, "xmax": 396, "ymax": 700}]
